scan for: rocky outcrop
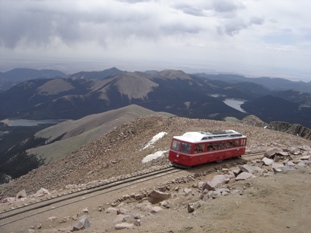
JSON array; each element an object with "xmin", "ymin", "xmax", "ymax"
[
  {"xmin": 268, "ymin": 121, "xmax": 311, "ymax": 140},
  {"xmin": 241, "ymin": 115, "xmax": 267, "ymax": 127}
]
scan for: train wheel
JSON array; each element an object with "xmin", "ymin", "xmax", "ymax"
[{"xmin": 216, "ymin": 160, "xmax": 223, "ymax": 163}]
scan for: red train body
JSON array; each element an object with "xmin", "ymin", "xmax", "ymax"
[{"xmin": 168, "ymin": 130, "xmax": 247, "ymax": 167}]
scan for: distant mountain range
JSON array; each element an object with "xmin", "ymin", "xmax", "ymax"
[
  {"xmin": 0, "ymin": 68, "xmax": 67, "ymax": 92},
  {"xmin": 0, "ymin": 67, "xmax": 311, "ymax": 128}
]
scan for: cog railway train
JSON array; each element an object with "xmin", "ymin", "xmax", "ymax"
[{"xmin": 168, "ymin": 130, "xmax": 247, "ymax": 167}]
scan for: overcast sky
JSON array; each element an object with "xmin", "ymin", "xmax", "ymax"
[{"xmin": 0, "ymin": 0, "xmax": 310, "ymax": 80}]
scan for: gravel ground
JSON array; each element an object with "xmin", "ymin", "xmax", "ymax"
[{"xmin": 1, "ymin": 115, "xmax": 311, "ymax": 233}]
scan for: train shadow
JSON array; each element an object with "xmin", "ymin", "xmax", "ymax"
[{"xmin": 172, "ymin": 156, "xmax": 247, "ymax": 174}]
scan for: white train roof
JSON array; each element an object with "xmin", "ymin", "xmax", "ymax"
[{"xmin": 173, "ymin": 130, "xmax": 246, "ymax": 143}]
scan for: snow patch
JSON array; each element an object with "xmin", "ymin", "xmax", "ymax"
[
  {"xmin": 142, "ymin": 150, "xmax": 167, "ymax": 163},
  {"xmin": 141, "ymin": 132, "xmax": 167, "ymax": 150}
]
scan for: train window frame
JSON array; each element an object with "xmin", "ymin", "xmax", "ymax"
[
  {"xmin": 180, "ymin": 142, "xmax": 191, "ymax": 154},
  {"xmin": 171, "ymin": 140, "xmax": 181, "ymax": 151},
  {"xmin": 193, "ymin": 143, "xmax": 205, "ymax": 153}
]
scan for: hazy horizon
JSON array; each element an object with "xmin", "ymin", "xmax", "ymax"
[{"xmin": 1, "ymin": 0, "xmax": 310, "ymax": 81}]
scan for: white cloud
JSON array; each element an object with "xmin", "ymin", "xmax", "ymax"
[{"xmin": 0, "ymin": 0, "xmax": 310, "ymax": 80}]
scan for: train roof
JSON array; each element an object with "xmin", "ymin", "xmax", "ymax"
[{"xmin": 173, "ymin": 130, "xmax": 246, "ymax": 143}]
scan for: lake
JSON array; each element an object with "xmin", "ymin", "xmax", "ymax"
[{"xmin": 223, "ymin": 99, "xmax": 246, "ymax": 113}]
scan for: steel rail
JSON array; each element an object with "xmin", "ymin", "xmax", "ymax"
[{"xmin": 0, "ymin": 165, "xmax": 177, "ymax": 224}]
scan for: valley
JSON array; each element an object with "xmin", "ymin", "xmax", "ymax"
[{"xmin": 1, "ymin": 68, "xmax": 311, "ymax": 185}]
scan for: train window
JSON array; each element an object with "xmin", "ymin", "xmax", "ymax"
[
  {"xmin": 208, "ymin": 144, "xmax": 213, "ymax": 151},
  {"xmin": 220, "ymin": 142, "xmax": 225, "ymax": 149},
  {"xmin": 213, "ymin": 144, "xmax": 218, "ymax": 150},
  {"xmin": 171, "ymin": 140, "xmax": 180, "ymax": 151},
  {"xmin": 181, "ymin": 142, "xmax": 191, "ymax": 153},
  {"xmin": 235, "ymin": 140, "xmax": 239, "ymax": 146},
  {"xmin": 241, "ymin": 139, "xmax": 247, "ymax": 146},
  {"xmin": 194, "ymin": 144, "xmax": 204, "ymax": 153}
]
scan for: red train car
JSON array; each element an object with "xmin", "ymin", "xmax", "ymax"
[{"xmin": 168, "ymin": 130, "xmax": 247, "ymax": 167}]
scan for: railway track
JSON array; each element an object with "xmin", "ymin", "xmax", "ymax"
[
  {"xmin": 0, "ymin": 150, "xmax": 265, "ymax": 228},
  {"xmin": 0, "ymin": 165, "xmax": 179, "ymax": 227}
]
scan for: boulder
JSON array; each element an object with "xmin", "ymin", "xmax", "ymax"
[
  {"xmin": 148, "ymin": 190, "xmax": 171, "ymax": 204},
  {"xmin": 238, "ymin": 165, "xmax": 264, "ymax": 175},
  {"xmin": 286, "ymin": 161, "xmax": 296, "ymax": 167},
  {"xmin": 117, "ymin": 208, "xmax": 128, "ymax": 215},
  {"xmin": 300, "ymin": 155, "xmax": 310, "ymax": 160},
  {"xmin": 72, "ymin": 215, "xmax": 90, "ymax": 231},
  {"xmin": 262, "ymin": 157, "xmax": 274, "ymax": 166},
  {"xmin": 288, "ymin": 147, "xmax": 301, "ymax": 155},
  {"xmin": 272, "ymin": 163, "xmax": 285, "ymax": 173},
  {"xmin": 183, "ymin": 188, "xmax": 192, "ymax": 196},
  {"xmin": 202, "ymin": 175, "xmax": 229, "ymax": 191},
  {"xmin": 159, "ymin": 200, "xmax": 170, "ymax": 209},
  {"xmin": 197, "ymin": 181, "xmax": 205, "ymax": 189},
  {"xmin": 264, "ymin": 148, "xmax": 283, "ymax": 158},
  {"xmin": 187, "ymin": 203, "xmax": 195, "ymax": 213},
  {"xmin": 34, "ymin": 188, "xmax": 51, "ymax": 197},
  {"xmin": 114, "ymin": 214, "xmax": 130, "ymax": 223},
  {"xmin": 150, "ymin": 206, "xmax": 162, "ymax": 213},
  {"xmin": 235, "ymin": 172, "xmax": 255, "ymax": 181},
  {"xmin": 16, "ymin": 189, "xmax": 27, "ymax": 199}
]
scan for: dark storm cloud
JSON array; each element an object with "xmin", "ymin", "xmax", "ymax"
[{"xmin": 0, "ymin": 0, "xmax": 206, "ymax": 49}]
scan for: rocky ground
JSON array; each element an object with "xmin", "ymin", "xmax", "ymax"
[{"xmin": 1, "ymin": 115, "xmax": 311, "ymax": 232}]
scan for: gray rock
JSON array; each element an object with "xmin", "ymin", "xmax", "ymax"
[
  {"xmin": 114, "ymin": 214, "xmax": 130, "ymax": 223},
  {"xmin": 72, "ymin": 215, "xmax": 91, "ymax": 231},
  {"xmin": 264, "ymin": 148, "xmax": 283, "ymax": 158},
  {"xmin": 239, "ymin": 165, "xmax": 264, "ymax": 175},
  {"xmin": 114, "ymin": 223, "xmax": 133, "ymax": 230},
  {"xmin": 148, "ymin": 190, "xmax": 171, "ymax": 204},
  {"xmin": 203, "ymin": 175, "xmax": 229, "ymax": 191},
  {"xmin": 231, "ymin": 190, "xmax": 243, "ymax": 195},
  {"xmin": 2, "ymin": 197, "xmax": 15, "ymax": 204},
  {"xmin": 183, "ymin": 188, "xmax": 192, "ymax": 196},
  {"xmin": 34, "ymin": 188, "xmax": 51, "ymax": 197},
  {"xmin": 150, "ymin": 206, "xmax": 162, "ymax": 213},
  {"xmin": 296, "ymin": 161, "xmax": 306, "ymax": 168},
  {"xmin": 289, "ymin": 147, "xmax": 301, "ymax": 155},
  {"xmin": 235, "ymin": 172, "xmax": 255, "ymax": 181},
  {"xmin": 262, "ymin": 157, "xmax": 274, "ymax": 166},
  {"xmin": 16, "ymin": 189, "xmax": 27, "ymax": 199},
  {"xmin": 272, "ymin": 162, "xmax": 284, "ymax": 173},
  {"xmin": 105, "ymin": 207, "xmax": 118, "ymax": 214},
  {"xmin": 197, "ymin": 181, "xmax": 205, "ymax": 189},
  {"xmin": 286, "ymin": 161, "xmax": 296, "ymax": 167},
  {"xmin": 202, "ymin": 182, "xmax": 214, "ymax": 191},
  {"xmin": 117, "ymin": 208, "xmax": 128, "ymax": 215},
  {"xmin": 187, "ymin": 203, "xmax": 195, "ymax": 213},
  {"xmin": 282, "ymin": 165, "xmax": 295, "ymax": 174},
  {"xmin": 159, "ymin": 200, "xmax": 170, "ymax": 209},
  {"xmin": 300, "ymin": 155, "xmax": 310, "ymax": 160}
]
